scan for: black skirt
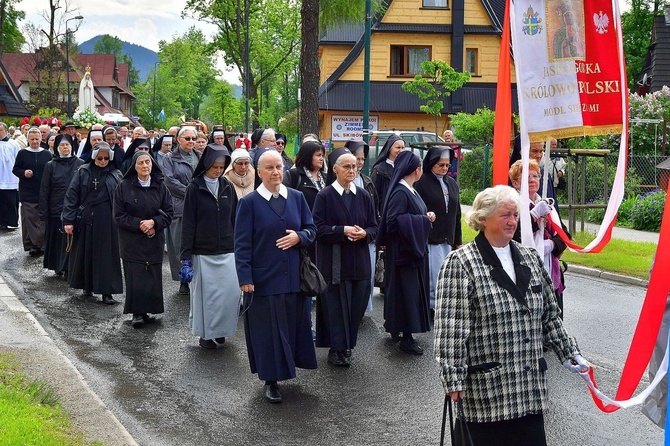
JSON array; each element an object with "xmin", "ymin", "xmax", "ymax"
[
  {"xmin": 43, "ymin": 217, "xmax": 68, "ymax": 272},
  {"xmin": 315, "ymin": 279, "xmax": 370, "ymax": 351},
  {"xmin": 0, "ymin": 189, "xmax": 19, "ymax": 227},
  {"xmin": 455, "ymin": 413, "xmax": 547, "ymax": 446},
  {"xmin": 122, "ymin": 260, "xmax": 164, "ymax": 315}
]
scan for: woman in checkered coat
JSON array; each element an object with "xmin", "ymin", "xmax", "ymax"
[{"xmin": 434, "ymin": 185, "xmax": 589, "ymax": 445}]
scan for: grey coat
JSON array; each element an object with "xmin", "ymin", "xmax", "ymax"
[
  {"xmin": 162, "ymin": 148, "xmax": 201, "ymax": 217},
  {"xmin": 433, "ymin": 232, "xmax": 579, "ymax": 423}
]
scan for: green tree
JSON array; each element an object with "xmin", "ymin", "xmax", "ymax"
[
  {"xmin": 93, "ymin": 35, "xmax": 139, "ymax": 86},
  {"xmin": 450, "ymin": 107, "xmax": 496, "ymax": 146},
  {"xmin": 0, "ymin": 0, "xmax": 26, "ymax": 56},
  {"xmin": 199, "ymin": 80, "xmax": 244, "ymax": 129},
  {"xmin": 184, "ymin": 0, "xmax": 300, "ymax": 130},
  {"xmin": 401, "ymin": 60, "xmax": 471, "ymax": 136},
  {"xmin": 621, "ymin": 0, "xmax": 658, "ymax": 88}
]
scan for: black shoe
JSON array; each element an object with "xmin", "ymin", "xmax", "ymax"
[
  {"xmin": 399, "ymin": 337, "xmax": 424, "ymax": 355},
  {"xmin": 101, "ymin": 294, "xmax": 118, "ymax": 305},
  {"xmin": 264, "ymin": 383, "xmax": 282, "ymax": 403},
  {"xmin": 81, "ymin": 290, "xmax": 93, "ymax": 299},
  {"xmin": 198, "ymin": 338, "xmax": 217, "ymax": 349},
  {"xmin": 178, "ymin": 282, "xmax": 190, "ymax": 295},
  {"xmin": 390, "ymin": 332, "xmax": 401, "ymax": 343},
  {"xmin": 55, "ymin": 270, "xmax": 64, "ymax": 277},
  {"xmin": 328, "ymin": 351, "xmax": 350, "ymax": 367},
  {"xmin": 343, "ymin": 349, "xmax": 352, "ymax": 358},
  {"xmin": 131, "ymin": 315, "xmax": 144, "ymax": 328},
  {"xmin": 142, "ymin": 314, "xmax": 157, "ymax": 324},
  {"xmin": 215, "ymin": 337, "xmax": 226, "ymax": 344}
]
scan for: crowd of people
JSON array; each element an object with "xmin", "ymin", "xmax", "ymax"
[{"xmin": 0, "ymin": 119, "xmax": 588, "ymax": 441}]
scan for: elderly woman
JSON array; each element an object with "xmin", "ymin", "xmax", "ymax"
[
  {"xmin": 224, "ymin": 148, "xmax": 255, "ymax": 199},
  {"xmin": 163, "ymin": 126, "xmax": 201, "ymax": 296},
  {"xmin": 434, "ymin": 185, "xmax": 588, "ymax": 445},
  {"xmin": 39, "ymin": 135, "xmax": 84, "ymax": 276},
  {"xmin": 114, "ymin": 151, "xmax": 173, "ymax": 328},
  {"xmin": 152, "ymin": 135, "xmax": 173, "ymax": 172},
  {"xmin": 13, "ymin": 127, "xmax": 52, "ymax": 256},
  {"xmin": 371, "ymin": 135, "xmax": 404, "ymax": 206},
  {"xmin": 63, "ymin": 142, "xmax": 123, "ymax": 304},
  {"xmin": 275, "ymin": 133, "xmax": 294, "ymax": 171},
  {"xmin": 313, "ymin": 149, "xmax": 378, "ymax": 367},
  {"xmin": 377, "ymin": 150, "xmax": 433, "ymax": 355},
  {"xmin": 234, "ymin": 150, "xmax": 317, "ymax": 404},
  {"xmin": 414, "ymin": 146, "xmax": 462, "ymax": 313},
  {"xmin": 509, "ymin": 159, "xmax": 568, "ymax": 316},
  {"xmin": 120, "ymin": 138, "xmax": 152, "ymax": 175},
  {"xmin": 46, "ymin": 133, "xmax": 57, "ymax": 154},
  {"xmin": 208, "ymin": 127, "xmax": 234, "ymax": 152},
  {"xmin": 180, "ymin": 144, "xmax": 239, "ymax": 349}
]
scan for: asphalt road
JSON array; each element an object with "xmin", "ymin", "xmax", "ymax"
[{"xmin": 0, "ymin": 227, "xmax": 664, "ymax": 445}]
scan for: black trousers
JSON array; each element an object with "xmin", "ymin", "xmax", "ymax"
[{"xmin": 455, "ymin": 413, "xmax": 547, "ymax": 446}]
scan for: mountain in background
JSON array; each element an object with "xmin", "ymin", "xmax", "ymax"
[{"xmin": 78, "ymin": 36, "xmax": 158, "ymax": 81}]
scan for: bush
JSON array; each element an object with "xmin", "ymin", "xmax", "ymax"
[
  {"xmin": 584, "ymin": 195, "xmax": 638, "ymax": 226},
  {"xmin": 458, "ymin": 147, "xmax": 492, "ymax": 191},
  {"xmin": 459, "ymin": 187, "xmax": 479, "ymax": 205},
  {"xmin": 630, "ymin": 189, "xmax": 666, "ymax": 231}
]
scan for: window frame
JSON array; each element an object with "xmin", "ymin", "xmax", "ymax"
[
  {"xmin": 421, "ymin": 0, "xmax": 448, "ymax": 9},
  {"xmin": 465, "ymin": 47, "xmax": 480, "ymax": 77},
  {"xmin": 390, "ymin": 45, "xmax": 433, "ymax": 77}
]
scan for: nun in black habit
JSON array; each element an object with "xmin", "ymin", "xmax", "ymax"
[
  {"xmin": 114, "ymin": 151, "xmax": 173, "ymax": 328},
  {"xmin": 377, "ymin": 150, "xmax": 433, "ymax": 355},
  {"xmin": 414, "ymin": 146, "xmax": 462, "ymax": 311},
  {"xmin": 62, "ymin": 142, "xmax": 123, "ymax": 304},
  {"xmin": 39, "ymin": 134, "xmax": 84, "ymax": 275},
  {"xmin": 313, "ymin": 149, "xmax": 378, "ymax": 367},
  {"xmin": 208, "ymin": 127, "xmax": 234, "ymax": 152},
  {"xmin": 120, "ymin": 138, "xmax": 153, "ymax": 175},
  {"xmin": 79, "ymin": 129, "xmax": 124, "ymax": 170},
  {"xmin": 370, "ymin": 134, "xmax": 404, "ymax": 206}
]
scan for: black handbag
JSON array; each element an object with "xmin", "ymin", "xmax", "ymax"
[
  {"xmin": 299, "ymin": 249, "xmax": 327, "ymax": 295},
  {"xmin": 441, "ymin": 395, "xmax": 474, "ymax": 446}
]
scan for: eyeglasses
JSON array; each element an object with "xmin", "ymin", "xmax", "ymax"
[
  {"xmin": 96, "ymin": 157, "xmax": 110, "ymax": 161},
  {"xmin": 235, "ymin": 161, "xmax": 250, "ymax": 166},
  {"xmin": 338, "ymin": 164, "xmax": 357, "ymax": 171},
  {"xmin": 181, "ymin": 137, "xmax": 197, "ymax": 141},
  {"xmin": 436, "ymin": 162, "xmax": 451, "ymax": 168},
  {"xmin": 529, "ymin": 174, "xmax": 541, "ymax": 179},
  {"xmin": 276, "ymin": 141, "xmax": 285, "ymax": 146}
]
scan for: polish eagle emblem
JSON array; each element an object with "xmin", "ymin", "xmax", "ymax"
[
  {"xmin": 593, "ymin": 10, "xmax": 609, "ymax": 34},
  {"xmin": 522, "ymin": 5, "xmax": 543, "ymax": 36}
]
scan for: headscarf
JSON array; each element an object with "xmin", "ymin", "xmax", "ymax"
[
  {"xmin": 225, "ymin": 148, "xmax": 252, "ymax": 174},
  {"xmin": 250, "ymin": 128, "xmax": 264, "ymax": 149},
  {"xmin": 53, "ymin": 134, "xmax": 74, "ymax": 158},
  {"xmin": 325, "ymin": 146, "xmax": 352, "ymax": 186},
  {"xmin": 207, "ymin": 127, "xmax": 233, "ymax": 152},
  {"xmin": 275, "ymin": 133, "xmax": 287, "ymax": 144},
  {"xmin": 422, "ymin": 146, "xmax": 453, "ymax": 172},
  {"xmin": 79, "ymin": 129, "xmax": 104, "ymax": 158},
  {"xmin": 372, "ymin": 134, "xmax": 402, "ymax": 170},
  {"xmin": 152, "ymin": 134, "xmax": 174, "ymax": 153},
  {"xmin": 122, "ymin": 150, "xmax": 161, "ymax": 181},
  {"xmin": 193, "ymin": 143, "xmax": 231, "ymax": 178},
  {"xmin": 377, "ymin": 150, "xmax": 421, "ymax": 246},
  {"xmin": 344, "ymin": 140, "xmax": 369, "ymax": 159},
  {"xmin": 90, "ymin": 141, "xmax": 114, "ymax": 162},
  {"xmin": 123, "ymin": 137, "xmax": 151, "ymax": 163}
]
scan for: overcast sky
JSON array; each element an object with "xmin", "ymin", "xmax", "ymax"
[{"xmin": 17, "ymin": 0, "xmax": 631, "ymax": 85}]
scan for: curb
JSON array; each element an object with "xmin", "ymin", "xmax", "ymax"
[
  {"xmin": 0, "ymin": 276, "xmax": 138, "ymax": 446},
  {"xmin": 566, "ymin": 264, "xmax": 649, "ymax": 288}
]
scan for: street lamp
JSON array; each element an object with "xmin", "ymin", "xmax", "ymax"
[
  {"xmin": 152, "ymin": 61, "xmax": 165, "ymax": 128},
  {"xmin": 65, "ymin": 15, "xmax": 84, "ymax": 118}
]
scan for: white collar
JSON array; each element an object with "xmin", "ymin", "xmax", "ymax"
[
  {"xmin": 257, "ymin": 183, "xmax": 288, "ymax": 201},
  {"xmin": 25, "ymin": 147, "xmax": 44, "ymax": 153},
  {"xmin": 386, "ymin": 158, "xmax": 395, "ymax": 167},
  {"xmin": 332, "ymin": 180, "xmax": 356, "ymax": 196},
  {"xmin": 399, "ymin": 179, "xmax": 416, "ymax": 194}
]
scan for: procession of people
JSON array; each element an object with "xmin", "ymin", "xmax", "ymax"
[{"xmin": 0, "ymin": 118, "xmax": 590, "ymax": 437}]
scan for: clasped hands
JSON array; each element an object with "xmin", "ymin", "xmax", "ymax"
[
  {"xmin": 344, "ymin": 225, "xmax": 366, "ymax": 242},
  {"xmin": 139, "ymin": 219, "xmax": 155, "ymax": 237}
]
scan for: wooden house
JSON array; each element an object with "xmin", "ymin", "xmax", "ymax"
[{"xmin": 318, "ymin": 0, "xmax": 517, "ymax": 142}]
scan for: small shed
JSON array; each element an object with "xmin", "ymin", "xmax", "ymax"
[{"xmin": 656, "ymin": 158, "xmax": 670, "ymax": 192}]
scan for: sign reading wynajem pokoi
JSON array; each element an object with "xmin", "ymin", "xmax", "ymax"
[{"xmin": 512, "ymin": 0, "xmax": 624, "ymax": 141}]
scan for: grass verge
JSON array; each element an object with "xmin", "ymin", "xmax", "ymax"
[
  {"xmin": 461, "ymin": 223, "xmax": 655, "ymax": 280},
  {"xmin": 0, "ymin": 352, "xmax": 95, "ymax": 445}
]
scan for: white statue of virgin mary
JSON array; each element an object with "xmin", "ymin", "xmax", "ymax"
[{"xmin": 77, "ymin": 66, "xmax": 96, "ymax": 113}]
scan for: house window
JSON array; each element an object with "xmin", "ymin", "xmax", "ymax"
[
  {"xmin": 423, "ymin": 0, "xmax": 447, "ymax": 7},
  {"xmin": 466, "ymin": 48, "xmax": 478, "ymax": 75},
  {"xmin": 391, "ymin": 46, "xmax": 431, "ymax": 76}
]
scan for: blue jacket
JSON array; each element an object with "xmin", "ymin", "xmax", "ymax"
[{"xmin": 234, "ymin": 188, "xmax": 316, "ymax": 296}]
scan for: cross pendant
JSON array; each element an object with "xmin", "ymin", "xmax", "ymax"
[{"xmin": 92, "ymin": 178, "xmax": 99, "ymax": 190}]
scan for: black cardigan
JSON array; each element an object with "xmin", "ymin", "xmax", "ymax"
[{"xmin": 414, "ymin": 172, "xmax": 462, "ymax": 247}]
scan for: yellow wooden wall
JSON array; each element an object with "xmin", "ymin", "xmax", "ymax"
[
  {"xmin": 320, "ymin": 109, "xmax": 452, "ymax": 142},
  {"xmin": 382, "ymin": 0, "xmax": 491, "ymax": 26},
  {"xmin": 319, "ymin": 46, "xmax": 353, "ymax": 85}
]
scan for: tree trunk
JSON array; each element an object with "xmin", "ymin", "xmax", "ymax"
[
  {"xmin": 300, "ymin": 0, "xmax": 320, "ymax": 137},
  {"xmin": 0, "ymin": 0, "xmax": 7, "ymax": 58}
]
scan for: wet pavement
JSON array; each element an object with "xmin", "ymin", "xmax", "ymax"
[{"xmin": 0, "ymin": 227, "xmax": 664, "ymax": 445}]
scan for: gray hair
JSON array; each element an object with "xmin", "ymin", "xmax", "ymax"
[
  {"xmin": 260, "ymin": 128, "xmax": 276, "ymax": 142},
  {"xmin": 465, "ymin": 185, "xmax": 520, "ymax": 231},
  {"xmin": 334, "ymin": 153, "xmax": 355, "ymax": 166},
  {"xmin": 178, "ymin": 126, "xmax": 197, "ymax": 138},
  {"xmin": 27, "ymin": 127, "xmax": 41, "ymax": 138},
  {"xmin": 0, "ymin": 122, "xmax": 7, "ymax": 132},
  {"xmin": 257, "ymin": 149, "xmax": 282, "ymax": 168}
]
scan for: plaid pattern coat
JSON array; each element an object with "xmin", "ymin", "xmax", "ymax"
[{"xmin": 434, "ymin": 232, "xmax": 579, "ymax": 423}]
